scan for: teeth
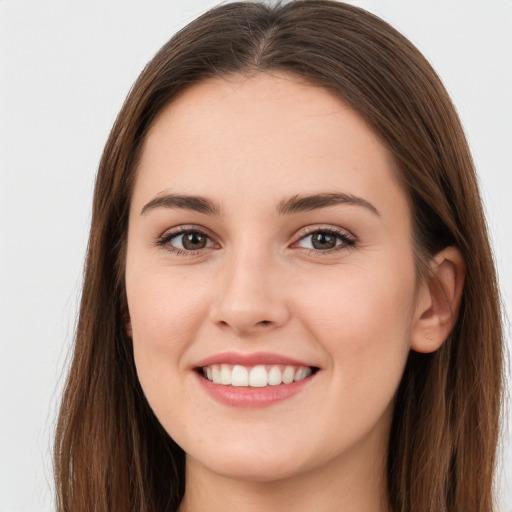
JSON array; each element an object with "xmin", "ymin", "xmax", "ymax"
[
  {"xmin": 212, "ymin": 365, "xmax": 221, "ymax": 384},
  {"xmin": 294, "ymin": 367, "xmax": 312, "ymax": 381},
  {"xmin": 282, "ymin": 366, "xmax": 295, "ymax": 384},
  {"xmin": 201, "ymin": 363, "xmax": 314, "ymax": 387},
  {"xmin": 268, "ymin": 366, "xmax": 282, "ymax": 386},
  {"xmin": 249, "ymin": 365, "xmax": 268, "ymax": 387},
  {"xmin": 231, "ymin": 365, "xmax": 249, "ymax": 387},
  {"xmin": 220, "ymin": 365, "xmax": 231, "ymax": 385}
]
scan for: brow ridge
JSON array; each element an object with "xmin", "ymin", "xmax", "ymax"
[
  {"xmin": 277, "ymin": 193, "xmax": 380, "ymax": 216},
  {"xmin": 140, "ymin": 191, "xmax": 379, "ymax": 217},
  {"xmin": 141, "ymin": 194, "xmax": 219, "ymax": 215}
]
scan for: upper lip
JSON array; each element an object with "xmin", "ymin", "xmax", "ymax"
[{"xmin": 193, "ymin": 351, "xmax": 318, "ymax": 369}]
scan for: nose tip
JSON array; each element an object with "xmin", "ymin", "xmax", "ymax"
[
  {"xmin": 213, "ymin": 311, "xmax": 282, "ymax": 336},
  {"xmin": 208, "ymin": 258, "xmax": 290, "ymax": 336}
]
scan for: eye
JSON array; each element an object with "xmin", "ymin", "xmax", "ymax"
[
  {"xmin": 157, "ymin": 228, "xmax": 215, "ymax": 255},
  {"xmin": 295, "ymin": 228, "xmax": 355, "ymax": 253}
]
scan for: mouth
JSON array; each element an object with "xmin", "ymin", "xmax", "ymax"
[
  {"xmin": 196, "ymin": 363, "xmax": 318, "ymax": 388},
  {"xmin": 192, "ymin": 352, "xmax": 320, "ymax": 407}
]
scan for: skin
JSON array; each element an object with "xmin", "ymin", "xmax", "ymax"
[{"xmin": 125, "ymin": 72, "xmax": 464, "ymax": 512}]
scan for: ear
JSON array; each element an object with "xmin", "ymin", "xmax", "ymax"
[{"xmin": 410, "ymin": 247, "xmax": 465, "ymax": 353}]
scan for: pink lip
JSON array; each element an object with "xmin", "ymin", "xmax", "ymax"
[
  {"xmin": 192, "ymin": 352, "xmax": 319, "ymax": 408},
  {"xmin": 193, "ymin": 371, "xmax": 316, "ymax": 408},
  {"xmin": 193, "ymin": 351, "xmax": 316, "ymax": 369}
]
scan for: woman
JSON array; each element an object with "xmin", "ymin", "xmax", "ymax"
[{"xmin": 54, "ymin": 1, "xmax": 504, "ymax": 511}]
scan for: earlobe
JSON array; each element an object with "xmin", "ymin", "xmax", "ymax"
[{"xmin": 410, "ymin": 247, "xmax": 465, "ymax": 353}]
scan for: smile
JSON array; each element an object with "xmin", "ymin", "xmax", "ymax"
[
  {"xmin": 193, "ymin": 353, "xmax": 319, "ymax": 407},
  {"xmin": 200, "ymin": 364, "xmax": 313, "ymax": 387}
]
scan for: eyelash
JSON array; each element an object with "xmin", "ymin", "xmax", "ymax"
[
  {"xmin": 156, "ymin": 225, "xmax": 356, "ymax": 257},
  {"xmin": 295, "ymin": 227, "xmax": 356, "ymax": 254},
  {"xmin": 156, "ymin": 226, "xmax": 217, "ymax": 256}
]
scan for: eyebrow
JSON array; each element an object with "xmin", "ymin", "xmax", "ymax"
[
  {"xmin": 140, "ymin": 192, "xmax": 380, "ymax": 217},
  {"xmin": 141, "ymin": 194, "xmax": 219, "ymax": 215},
  {"xmin": 277, "ymin": 193, "xmax": 380, "ymax": 216}
]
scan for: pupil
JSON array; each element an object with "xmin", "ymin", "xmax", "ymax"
[
  {"xmin": 183, "ymin": 232, "xmax": 206, "ymax": 250},
  {"xmin": 312, "ymin": 233, "xmax": 336, "ymax": 250}
]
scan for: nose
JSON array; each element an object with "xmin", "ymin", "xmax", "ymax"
[{"xmin": 208, "ymin": 245, "xmax": 290, "ymax": 336}]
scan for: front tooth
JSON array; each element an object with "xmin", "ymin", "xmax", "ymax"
[
  {"xmin": 294, "ymin": 367, "xmax": 312, "ymax": 382},
  {"xmin": 282, "ymin": 366, "xmax": 295, "ymax": 384},
  {"xmin": 231, "ymin": 365, "xmax": 249, "ymax": 387},
  {"xmin": 220, "ymin": 364, "xmax": 232, "ymax": 385},
  {"xmin": 268, "ymin": 365, "xmax": 282, "ymax": 385},
  {"xmin": 212, "ymin": 365, "xmax": 221, "ymax": 384},
  {"xmin": 249, "ymin": 365, "xmax": 268, "ymax": 387}
]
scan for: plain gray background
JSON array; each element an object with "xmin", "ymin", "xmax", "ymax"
[{"xmin": 1, "ymin": 1, "xmax": 511, "ymax": 511}]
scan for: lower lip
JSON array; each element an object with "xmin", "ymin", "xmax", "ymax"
[{"xmin": 194, "ymin": 372, "xmax": 315, "ymax": 408}]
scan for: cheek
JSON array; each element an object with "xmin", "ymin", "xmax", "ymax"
[
  {"xmin": 296, "ymin": 260, "xmax": 415, "ymax": 388},
  {"xmin": 291, "ymin": 264, "xmax": 415, "ymax": 451},
  {"xmin": 127, "ymin": 268, "xmax": 211, "ymax": 382},
  {"xmin": 126, "ymin": 268, "xmax": 215, "ymax": 429}
]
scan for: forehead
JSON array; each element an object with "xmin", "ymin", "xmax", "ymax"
[{"xmin": 133, "ymin": 72, "xmax": 408, "ymax": 222}]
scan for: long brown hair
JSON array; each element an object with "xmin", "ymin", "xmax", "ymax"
[{"xmin": 54, "ymin": 2, "xmax": 504, "ymax": 511}]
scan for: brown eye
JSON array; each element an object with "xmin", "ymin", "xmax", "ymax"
[
  {"xmin": 296, "ymin": 228, "xmax": 355, "ymax": 253},
  {"xmin": 310, "ymin": 232, "xmax": 337, "ymax": 250},
  {"xmin": 158, "ymin": 229, "xmax": 214, "ymax": 254},
  {"xmin": 181, "ymin": 232, "xmax": 208, "ymax": 250}
]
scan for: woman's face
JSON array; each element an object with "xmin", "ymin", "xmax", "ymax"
[{"xmin": 125, "ymin": 72, "xmax": 424, "ymax": 483}]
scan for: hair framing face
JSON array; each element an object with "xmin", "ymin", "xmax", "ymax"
[{"xmin": 54, "ymin": 2, "xmax": 504, "ymax": 512}]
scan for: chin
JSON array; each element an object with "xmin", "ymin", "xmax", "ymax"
[
  {"xmin": 188, "ymin": 450, "xmax": 310, "ymax": 483},
  {"xmin": 181, "ymin": 428, "xmax": 317, "ymax": 483}
]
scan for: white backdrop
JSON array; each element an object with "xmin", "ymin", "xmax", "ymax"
[{"xmin": 0, "ymin": 1, "xmax": 510, "ymax": 511}]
